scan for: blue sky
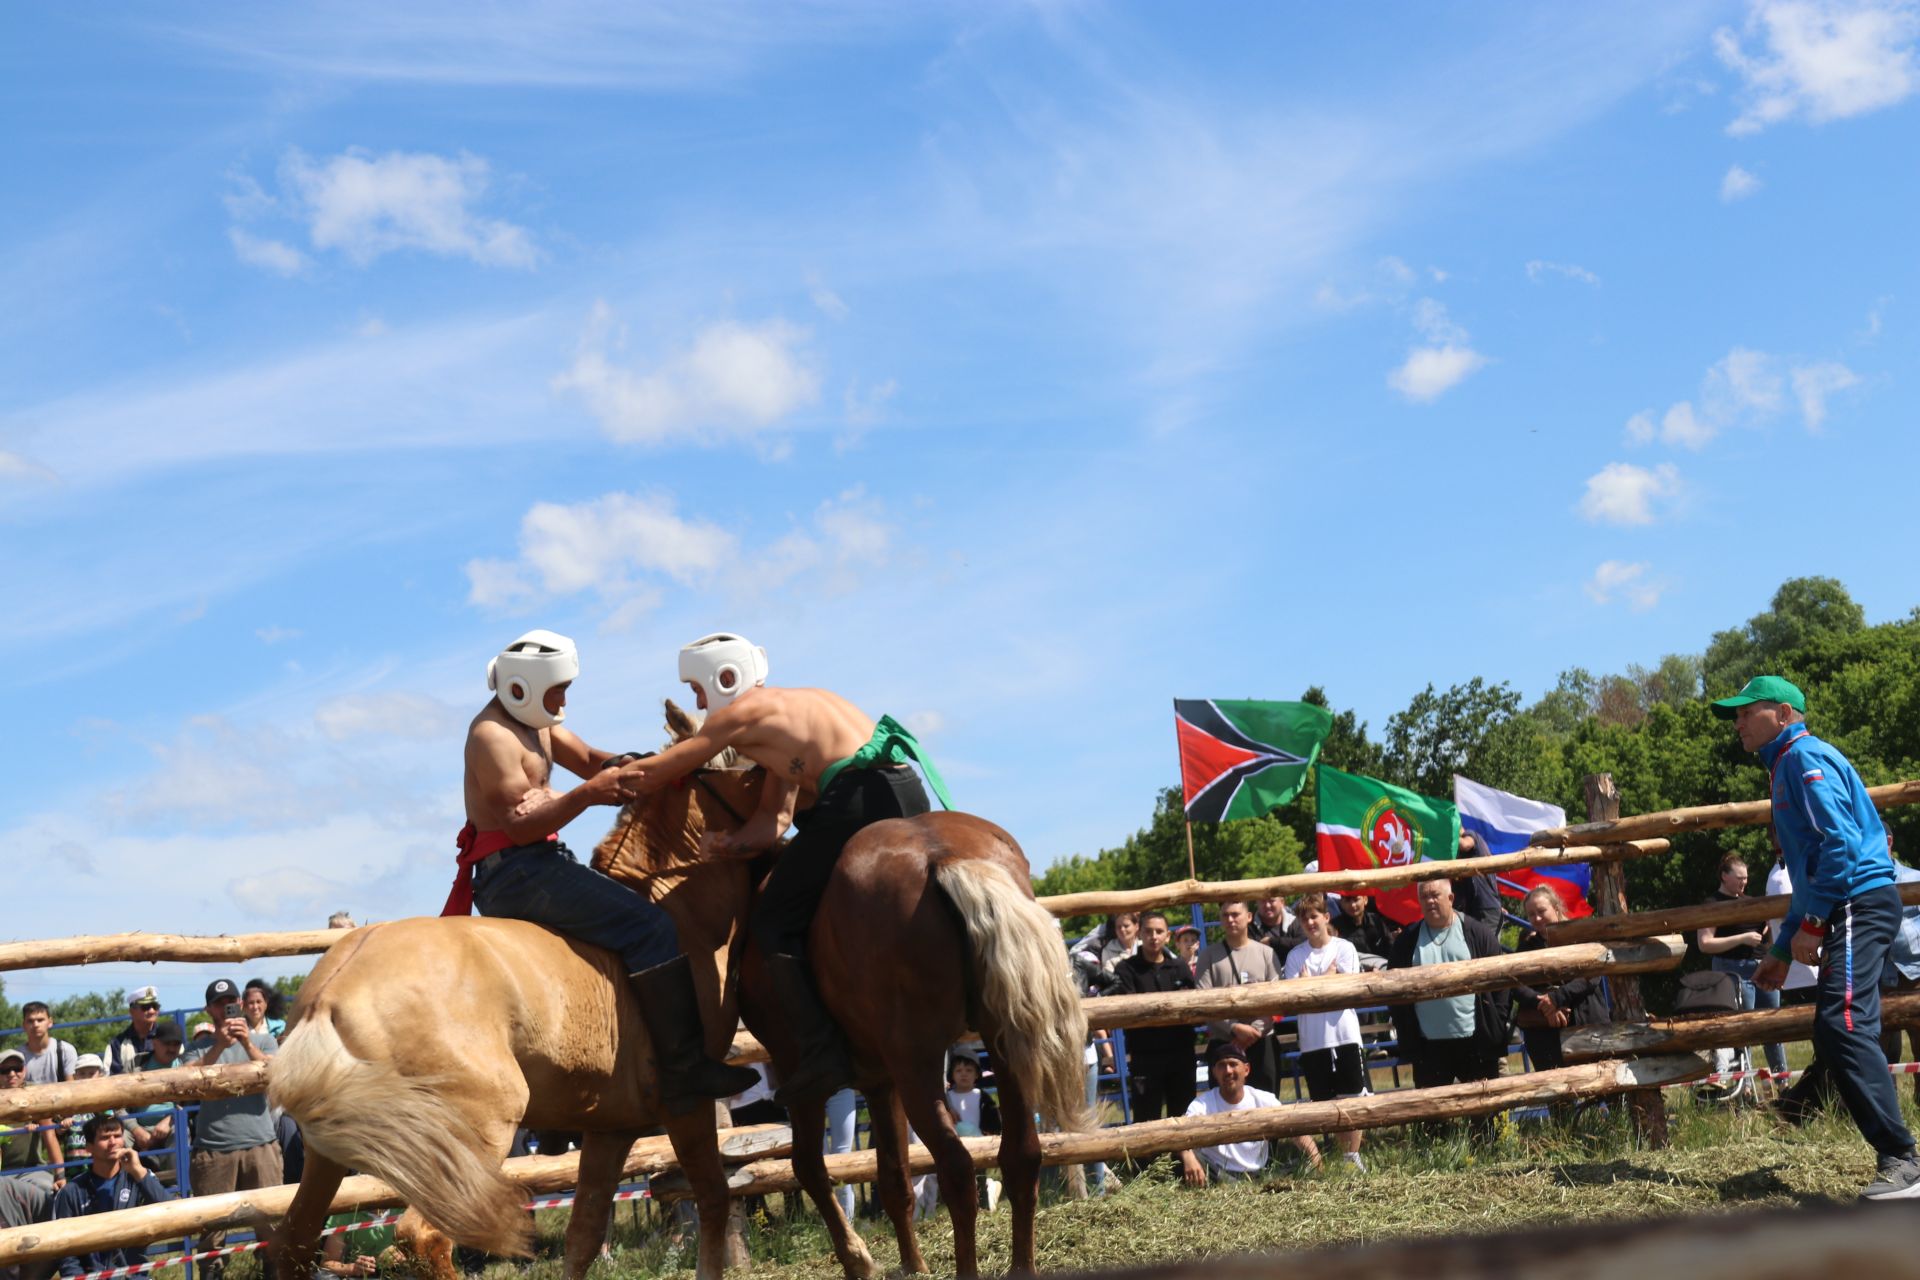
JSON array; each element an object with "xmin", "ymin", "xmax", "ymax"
[{"xmin": 5, "ymin": 1, "xmax": 1920, "ymax": 1001}]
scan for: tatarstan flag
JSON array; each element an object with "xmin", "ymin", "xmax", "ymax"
[
  {"xmin": 1315, "ymin": 765, "xmax": 1461, "ymax": 926},
  {"xmin": 1174, "ymin": 699, "xmax": 1332, "ymax": 823}
]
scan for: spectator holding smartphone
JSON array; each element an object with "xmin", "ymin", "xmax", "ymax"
[{"xmin": 191, "ymin": 979, "xmax": 281, "ymax": 1280}]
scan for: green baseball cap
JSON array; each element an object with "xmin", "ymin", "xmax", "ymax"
[{"xmin": 1711, "ymin": 674, "xmax": 1806, "ymax": 719}]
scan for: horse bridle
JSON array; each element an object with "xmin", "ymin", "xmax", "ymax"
[{"xmin": 614, "ymin": 750, "xmax": 749, "ymax": 828}]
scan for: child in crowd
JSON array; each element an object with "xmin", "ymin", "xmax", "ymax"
[
  {"xmin": 1283, "ymin": 895, "xmax": 1368, "ymax": 1171},
  {"xmin": 942, "ymin": 1052, "xmax": 1003, "ymax": 1211}
]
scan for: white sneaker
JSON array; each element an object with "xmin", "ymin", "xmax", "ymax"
[
  {"xmin": 1342, "ymin": 1152, "xmax": 1367, "ymax": 1174},
  {"xmin": 985, "ymin": 1178, "xmax": 1002, "ymax": 1214},
  {"xmin": 1862, "ymin": 1153, "xmax": 1920, "ymax": 1201}
]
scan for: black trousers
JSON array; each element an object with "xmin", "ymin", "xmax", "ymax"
[
  {"xmin": 1127, "ymin": 1055, "xmax": 1198, "ymax": 1123},
  {"xmin": 750, "ymin": 766, "xmax": 931, "ymax": 958},
  {"xmin": 1410, "ymin": 1036, "xmax": 1501, "ymax": 1089},
  {"xmin": 1812, "ymin": 887, "xmax": 1915, "ymax": 1158}
]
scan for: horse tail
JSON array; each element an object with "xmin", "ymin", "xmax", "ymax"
[
  {"xmin": 268, "ymin": 1010, "xmax": 532, "ymax": 1256},
  {"xmin": 934, "ymin": 857, "xmax": 1094, "ymax": 1132}
]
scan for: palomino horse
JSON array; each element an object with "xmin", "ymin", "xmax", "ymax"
[
  {"xmin": 610, "ymin": 790, "xmax": 1092, "ymax": 1277},
  {"xmin": 270, "ymin": 738, "xmax": 763, "ymax": 1280}
]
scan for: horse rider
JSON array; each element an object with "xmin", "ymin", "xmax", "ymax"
[
  {"xmin": 626, "ymin": 632, "xmax": 953, "ymax": 1103},
  {"xmin": 443, "ymin": 629, "xmax": 759, "ymax": 1113}
]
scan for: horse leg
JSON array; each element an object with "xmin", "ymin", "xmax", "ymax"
[
  {"xmin": 562, "ymin": 1130, "xmax": 633, "ymax": 1280},
  {"xmin": 392, "ymin": 1211, "xmax": 459, "ymax": 1280},
  {"xmin": 864, "ymin": 1085, "xmax": 927, "ymax": 1277},
  {"xmin": 783, "ymin": 1098, "xmax": 878, "ymax": 1280},
  {"xmin": 273, "ymin": 1150, "xmax": 344, "ymax": 1280},
  {"xmin": 663, "ymin": 1106, "xmax": 754, "ymax": 1280},
  {"xmin": 987, "ymin": 1051, "xmax": 1043, "ymax": 1276},
  {"xmin": 893, "ymin": 1066, "xmax": 979, "ymax": 1280}
]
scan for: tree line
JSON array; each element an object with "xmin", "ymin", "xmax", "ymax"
[{"xmin": 1035, "ymin": 576, "xmax": 1920, "ymax": 933}]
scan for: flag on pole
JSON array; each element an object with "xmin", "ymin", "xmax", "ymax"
[
  {"xmin": 1453, "ymin": 775, "xmax": 1590, "ymax": 919},
  {"xmin": 1173, "ymin": 699, "xmax": 1332, "ymax": 823},
  {"xmin": 1315, "ymin": 765, "xmax": 1461, "ymax": 926}
]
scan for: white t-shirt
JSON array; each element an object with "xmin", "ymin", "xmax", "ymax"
[
  {"xmin": 946, "ymin": 1088, "xmax": 984, "ymax": 1134},
  {"xmin": 1766, "ymin": 862, "xmax": 1819, "ymax": 990},
  {"xmin": 1283, "ymin": 937, "xmax": 1363, "ymax": 1052},
  {"xmin": 1183, "ymin": 1085, "xmax": 1281, "ymax": 1173}
]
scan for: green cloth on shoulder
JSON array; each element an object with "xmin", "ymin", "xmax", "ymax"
[{"xmin": 815, "ymin": 714, "xmax": 953, "ymax": 810}]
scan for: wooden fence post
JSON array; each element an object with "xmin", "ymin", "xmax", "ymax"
[{"xmin": 1585, "ymin": 772, "xmax": 1668, "ymax": 1148}]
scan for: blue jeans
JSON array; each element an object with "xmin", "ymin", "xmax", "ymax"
[
  {"xmin": 472, "ymin": 842, "xmax": 679, "ymax": 973},
  {"xmin": 1712, "ymin": 956, "xmax": 1788, "ymax": 1075}
]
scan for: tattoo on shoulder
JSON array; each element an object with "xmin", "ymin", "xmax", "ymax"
[{"xmin": 789, "ymin": 756, "xmax": 804, "ymax": 776}]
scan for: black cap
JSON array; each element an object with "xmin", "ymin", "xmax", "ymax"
[
  {"xmin": 205, "ymin": 978, "xmax": 240, "ymax": 1004},
  {"xmin": 1210, "ymin": 1042, "xmax": 1248, "ymax": 1066},
  {"xmin": 152, "ymin": 1019, "xmax": 183, "ymax": 1043}
]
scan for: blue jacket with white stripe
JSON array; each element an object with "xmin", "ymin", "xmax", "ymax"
[{"xmin": 1761, "ymin": 722, "xmax": 1895, "ymax": 961}]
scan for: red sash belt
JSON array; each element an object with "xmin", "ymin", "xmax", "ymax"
[{"xmin": 441, "ymin": 822, "xmax": 557, "ymax": 917}]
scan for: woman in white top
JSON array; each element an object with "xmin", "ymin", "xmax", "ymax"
[{"xmin": 1283, "ymin": 894, "xmax": 1367, "ymax": 1169}]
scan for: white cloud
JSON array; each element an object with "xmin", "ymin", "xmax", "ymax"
[
  {"xmin": 0, "ymin": 450, "xmax": 58, "ymax": 483},
  {"xmin": 806, "ymin": 274, "xmax": 849, "ymax": 320},
  {"xmin": 1791, "ymin": 360, "xmax": 1862, "ymax": 427},
  {"xmin": 903, "ymin": 710, "xmax": 946, "ymax": 738},
  {"xmin": 230, "ymin": 865, "xmax": 362, "ymax": 921},
  {"xmin": 1578, "ymin": 462, "xmax": 1682, "ymax": 526},
  {"xmin": 1526, "ymin": 259, "xmax": 1601, "ymax": 285},
  {"xmin": 314, "ymin": 692, "xmax": 467, "ymax": 742},
  {"xmin": 552, "ymin": 301, "xmax": 821, "ymax": 447},
  {"xmin": 1716, "ymin": 0, "xmax": 1919, "ymax": 134},
  {"xmin": 1703, "ymin": 346, "xmax": 1786, "ymax": 420},
  {"xmin": 1389, "ymin": 346, "xmax": 1488, "ymax": 403},
  {"xmin": 1720, "ymin": 163, "xmax": 1764, "ymax": 201},
  {"xmin": 1378, "ymin": 256, "xmax": 1416, "ymax": 285},
  {"xmin": 255, "ymin": 625, "xmax": 302, "ymax": 645},
  {"xmin": 228, "ymin": 228, "xmax": 308, "ymax": 277},
  {"xmin": 1625, "ymin": 410, "xmax": 1656, "ymax": 444},
  {"xmin": 1584, "ymin": 560, "xmax": 1666, "ymax": 610}
]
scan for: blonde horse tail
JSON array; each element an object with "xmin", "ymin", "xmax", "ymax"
[
  {"xmin": 934, "ymin": 857, "xmax": 1094, "ymax": 1133},
  {"xmin": 268, "ymin": 1011, "xmax": 532, "ymax": 1256}
]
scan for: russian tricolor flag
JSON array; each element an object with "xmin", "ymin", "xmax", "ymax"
[{"xmin": 1452, "ymin": 775, "xmax": 1591, "ymax": 920}]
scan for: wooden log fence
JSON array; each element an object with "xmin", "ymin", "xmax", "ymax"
[
  {"xmin": 0, "ymin": 1123, "xmax": 792, "ymax": 1268},
  {"xmin": 1526, "ymin": 778, "xmax": 1920, "ymax": 848},
  {"xmin": 1564, "ymin": 990, "xmax": 1920, "ymax": 1059},
  {"xmin": 2, "ymin": 937, "xmax": 1685, "ymax": 1124},
  {"xmin": 1542, "ymin": 880, "xmax": 1920, "ymax": 947},
  {"xmin": 683, "ymin": 1054, "xmax": 1708, "ymax": 1198},
  {"xmin": 0, "ymin": 930, "xmax": 351, "ymax": 974}
]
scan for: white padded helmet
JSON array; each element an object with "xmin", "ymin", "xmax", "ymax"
[
  {"xmin": 487, "ymin": 630, "xmax": 580, "ymax": 730},
  {"xmin": 678, "ymin": 632, "xmax": 767, "ymax": 710}
]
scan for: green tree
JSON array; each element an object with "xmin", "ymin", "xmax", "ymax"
[
  {"xmin": 1380, "ymin": 677, "xmax": 1523, "ymax": 797},
  {"xmin": 1704, "ymin": 575, "xmax": 1866, "ymax": 695}
]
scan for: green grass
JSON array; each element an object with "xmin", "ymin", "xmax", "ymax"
[{"xmin": 408, "ymin": 1080, "xmax": 1920, "ymax": 1280}]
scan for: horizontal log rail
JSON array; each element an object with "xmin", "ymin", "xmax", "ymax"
[
  {"xmin": 1563, "ymin": 990, "xmax": 1920, "ymax": 1059},
  {"xmin": 0, "ymin": 1123, "xmax": 791, "ymax": 1267},
  {"xmin": 1036, "ymin": 839, "xmax": 1669, "ymax": 917},
  {"xmin": 1542, "ymin": 880, "xmax": 1920, "ymax": 946},
  {"xmin": 1526, "ymin": 779, "xmax": 1920, "ymax": 849},
  {"xmin": 0, "ymin": 929, "xmax": 352, "ymax": 974},
  {"xmin": 690, "ymin": 1054, "xmax": 1709, "ymax": 1197},
  {"xmin": 2, "ymin": 937, "xmax": 1684, "ymax": 1122}
]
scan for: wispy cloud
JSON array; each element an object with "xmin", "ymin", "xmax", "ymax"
[
  {"xmin": 314, "ymin": 692, "xmax": 467, "ymax": 742},
  {"xmin": 1720, "ymin": 163, "xmax": 1763, "ymax": 201},
  {"xmin": 553, "ymin": 302, "xmax": 821, "ymax": 448},
  {"xmin": 1715, "ymin": 0, "xmax": 1919, "ymax": 134},
  {"xmin": 1526, "ymin": 259, "xmax": 1601, "ymax": 285},
  {"xmin": 228, "ymin": 227, "xmax": 308, "ymax": 277},
  {"xmin": 1584, "ymin": 559, "xmax": 1666, "ymax": 610},
  {"xmin": 1792, "ymin": 360, "xmax": 1861, "ymax": 428},
  {"xmin": 1387, "ymin": 299, "xmax": 1488, "ymax": 403},
  {"xmin": 254, "ymin": 625, "xmax": 302, "ymax": 645},
  {"xmin": 1624, "ymin": 345, "xmax": 1855, "ymax": 448},
  {"xmin": 1578, "ymin": 462, "xmax": 1683, "ymax": 526}
]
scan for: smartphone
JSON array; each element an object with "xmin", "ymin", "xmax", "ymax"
[{"xmin": 225, "ymin": 1002, "xmax": 242, "ymax": 1020}]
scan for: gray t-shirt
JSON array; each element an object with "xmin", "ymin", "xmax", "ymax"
[
  {"xmin": 192, "ymin": 1031, "xmax": 277, "ymax": 1153},
  {"xmin": 21, "ymin": 1039, "xmax": 77, "ymax": 1086},
  {"xmin": 1413, "ymin": 919, "xmax": 1476, "ymax": 1041}
]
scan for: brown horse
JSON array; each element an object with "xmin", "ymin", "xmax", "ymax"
[
  {"xmin": 270, "ymin": 745, "xmax": 764, "ymax": 1280},
  {"xmin": 606, "ymin": 790, "xmax": 1091, "ymax": 1277}
]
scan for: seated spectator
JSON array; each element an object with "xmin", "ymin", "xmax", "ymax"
[
  {"xmin": 18, "ymin": 1004, "xmax": 76, "ymax": 1085},
  {"xmin": 188, "ymin": 1020, "xmax": 215, "ymax": 1051},
  {"xmin": 0, "ymin": 1048, "xmax": 64, "ymax": 1195},
  {"xmin": 1332, "ymin": 891, "xmax": 1400, "ymax": 961},
  {"xmin": 1283, "ymin": 895, "xmax": 1367, "ymax": 1171},
  {"xmin": 944, "ymin": 1053, "xmax": 1001, "ymax": 1212},
  {"xmin": 51, "ymin": 1115, "xmax": 175, "ymax": 1278},
  {"xmin": 1196, "ymin": 902, "xmax": 1284, "ymax": 1092},
  {"xmin": 1172, "ymin": 924, "xmax": 1203, "ymax": 976},
  {"xmin": 1177, "ymin": 1044, "xmax": 1318, "ymax": 1185},
  {"xmin": 1695, "ymin": 853, "xmax": 1787, "ymax": 1080},
  {"xmin": 1113, "ymin": 911, "xmax": 1200, "ymax": 1124},
  {"xmin": 1510, "ymin": 887, "xmax": 1608, "ymax": 1071},
  {"xmin": 106, "ymin": 987, "xmax": 164, "ymax": 1077},
  {"xmin": 123, "ymin": 1021, "xmax": 188, "ymax": 1156},
  {"xmin": 327, "ymin": 911, "xmax": 357, "ymax": 930},
  {"xmin": 59, "ymin": 1056, "xmax": 110, "ymax": 1168},
  {"xmin": 191, "ymin": 979, "xmax": 281, "ymax": 1280},
  {"xmin": 1250, "ymin": 893, "xmax": 1306, "ymax": 951},
  {"xmin": 1386, "ymin": 879, "xmax": 1507, "ymax": 1088},
  {"xmin": 243, "ymin": 979, "xmax": 289, "ymax": 1038},
  {"xmin": 0, "ymin": 1171, "xmax": 53, "ymax": 1280}
]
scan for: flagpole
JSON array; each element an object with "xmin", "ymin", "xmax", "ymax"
[{"xmin": 1184, "ymin": 820, "xmax": 1198, "ymax": 882}]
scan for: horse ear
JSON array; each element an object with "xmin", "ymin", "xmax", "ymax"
[{"xmin": 664, "ymin": 698, "xmax": 698, "ymax": 743}]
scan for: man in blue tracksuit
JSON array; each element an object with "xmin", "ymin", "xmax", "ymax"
[{"xmin": 1728, "ymin": 675, "xmax": 1920, "ymax": 1199}]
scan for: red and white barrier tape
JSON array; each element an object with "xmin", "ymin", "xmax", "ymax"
[
  {"xmin": 1666, "ymin": 1058, "xmax": 1920, "ymax": 1088},
  {"xmin": 73, "ymin": 1186, "xmax": 652, "ymax": 1280}
]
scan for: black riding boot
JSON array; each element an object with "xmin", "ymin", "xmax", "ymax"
[
  {"xmin": 630, "ymin": 956, "xmax": 761, "ymax": 1116},
  {"xmin": 767, "ymin": 952, "xmax": 853, "ymax": 1105}
]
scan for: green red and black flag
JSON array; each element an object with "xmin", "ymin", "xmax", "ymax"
[{"xmin": 1174, "ymin": 699, "xmax": 1333, "ymax": 823}]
